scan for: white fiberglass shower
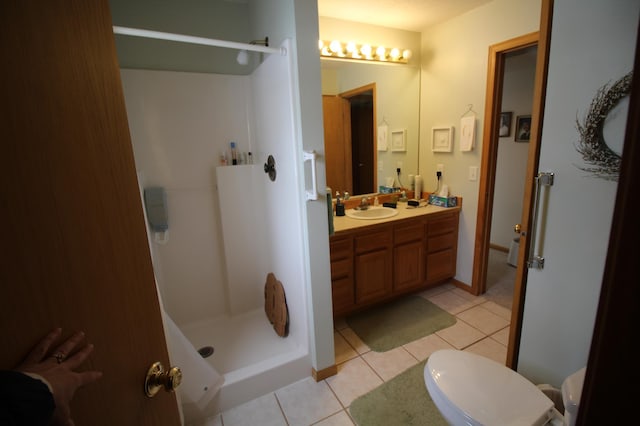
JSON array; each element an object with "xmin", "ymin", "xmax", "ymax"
[{"xmin": 121, "ymin": 39, "xmax": 310, "ymax": 422}]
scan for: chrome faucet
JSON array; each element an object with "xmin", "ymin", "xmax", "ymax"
[{"xmin": 358, "ymin": 197, "xmax": 370, "ymax": 210}]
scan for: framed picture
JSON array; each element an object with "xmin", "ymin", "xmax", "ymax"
[
  {"xmin": 390, "ymin": 129, "xmax": 407, "ymax": 152},
  {"xmin": 515, "ymin": 115, "xmax": 532, "ymax": 142},
  {"xmin": 432, "ymin": 127, "xmax": 453, "ymax": 152},
  {"xmin": 499, "ymin": 112, "xmax": 512, "ymax": 137}
]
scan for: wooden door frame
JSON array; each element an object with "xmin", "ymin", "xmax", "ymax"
[{"xmin": 472, "ymin": 0, "xmax": 553, "ymax": 369}]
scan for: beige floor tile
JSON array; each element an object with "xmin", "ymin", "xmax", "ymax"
[
  {"xmin": 338, "ymin": 327, "xmax": 370, "ymax": 355},
  {"xmin": 417, "ymin": 283, "xmax": 454, "ymax": 299},
  {"xmin": 465, "ymin": 337, "xmax": 508, "ymax": 365},
  {"xmin": 435, "ymin": 320, "xmax": 486, "ymax": 349},
  {"xmin": 361, "ymin": 347, "xmax": 418, "ymax": 381},
  {"xmin": 221, "ymin": 393, "xmax": 286, "ymax": 426},
  {"xmin": 491, "ymin": 326, "xmax": 510, "ymax": 346},
  {"xmin": 427, "ymin": 290, "xmax": 479, "ymax": 315},
  {"xmin": 481, "ymin": 300, "xmax": 512, "ymax": 321},
  {"xmin": 313, "ymin": 410, "xmax": 355, "ymax": 426},
  {"xmin": 276, "ymin": 377, "xmax": 343, "ymax": 426},
  {"xmin": 403, "ymin": 333, "xmax": 456, "ymax": 361},
  {"xmin": 450, "ymin": 287, "xmax": 486, "ymax": 305},
  {"xmin": 456, "ymin": 305, "xmax": 510, "ymax": 335},
  {"xmin": 334, "ymin": 331, "xmax": 358, "ymax": 364},
  {"xmin": 325, "ymin": 357, "xmax": 383, "ymax": 407}
]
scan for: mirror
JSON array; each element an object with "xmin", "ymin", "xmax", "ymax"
[{"xmin": 321, "ymin": 59, "xmax": 420, "ymax": 196}]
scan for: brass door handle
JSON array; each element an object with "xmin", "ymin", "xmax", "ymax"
[
  {"xmin": 144, "ymin": 361, "xmax": 182, "ymax": 397},
  {"xmin": 514, "ymin": 224, "xmax": 521, "ymax": 234}
]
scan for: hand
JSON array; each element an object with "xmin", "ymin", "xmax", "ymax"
[{"xmin": 15, "ymin": 328, "xmax": 102, "ymax": 426}]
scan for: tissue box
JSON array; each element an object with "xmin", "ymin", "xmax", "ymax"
[
  {"xmin": 428, "ymin": 194, "xmax": 458, "ymax": 207},
  {"xmin": 379, "ymin": 186, "xmax": 401, "ymax": 194}
]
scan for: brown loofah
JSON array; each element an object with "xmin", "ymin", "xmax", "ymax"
[{"xmin": 264, "ymin": 273, "xmax": 277, "ymax": 324}]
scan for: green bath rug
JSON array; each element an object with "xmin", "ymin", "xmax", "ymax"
[
  {"xmin": 350, "ymin": 360, "xmax": 448, "ymax": 426},
  {"xmin": 346, "ymin": 295, "xmax": 456, "ymax": 352}
]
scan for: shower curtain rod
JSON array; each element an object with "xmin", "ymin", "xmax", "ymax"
[{"xmin": 112, "ymin": 26, "xmax": 286, "ymax": 55}]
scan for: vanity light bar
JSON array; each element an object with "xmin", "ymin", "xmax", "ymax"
[{"xmin": 319, "ymin": 40, "xmax": 412, "ymax": 64}]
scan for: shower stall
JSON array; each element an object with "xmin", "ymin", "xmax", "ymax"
[{"xmin": 121, "ymin": 39, "xmax": 311, "ymax": 423}]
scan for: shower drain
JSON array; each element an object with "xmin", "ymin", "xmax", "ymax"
[{"xmin": 197, "ymin": 346, "xmax": 214, "ymax": 358}]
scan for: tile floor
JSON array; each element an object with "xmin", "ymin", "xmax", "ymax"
[{"xmin": 198, "ymin": 272, "xmax": 514, "ymax": 426}]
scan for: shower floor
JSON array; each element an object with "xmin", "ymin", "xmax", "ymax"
[{"xmin": 180, "ymin": 308, "xmax": 299, "ymax": 376}]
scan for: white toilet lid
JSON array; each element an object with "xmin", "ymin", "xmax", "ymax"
[{"xmin": 426, "ymin": 350, "xmax": 554, "ymax": 425}]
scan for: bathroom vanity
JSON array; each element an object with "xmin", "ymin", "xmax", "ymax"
[{"xmin": 330, "ymin": 203, "xmax": 460, "ymax": 317}]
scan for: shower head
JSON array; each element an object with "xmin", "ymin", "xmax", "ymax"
[
  {"xmin": 237, "ymin": 49, "xmax": 249, "ymax": 65},
  {"xmin": 236, "ymin": 37, "xmax": 269, "ymax": 66}
]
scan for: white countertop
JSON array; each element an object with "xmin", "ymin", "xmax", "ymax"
[{"xmin": 332, "ymin": 202, "xmax": 461, "ymax": 233}]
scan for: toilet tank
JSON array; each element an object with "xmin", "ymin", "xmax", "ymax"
[{"xmin": 561, "ymin": 367, "xmax": 586, "ymax": 426}]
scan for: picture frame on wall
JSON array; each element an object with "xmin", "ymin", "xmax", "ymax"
[
  {"xmin": 432, "ymin": 127, "xmax": 453, "ymax": 152},
  {"xmin": 499, "ymin": 111, "xmax": 512, "ymax": 137},
  {"xmin": 515, "ymin": 115, "xmax": 532, "ymax": 142},
  {"xmin": 391, "ymin": 129, "xmax": 407, "ymax": 152}
]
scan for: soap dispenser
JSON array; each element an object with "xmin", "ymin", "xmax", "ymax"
[{"xmin": 335, "ymin": 194, "xmax": 345, "ymax": 216}]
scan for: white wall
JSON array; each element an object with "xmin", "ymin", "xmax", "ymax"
[
  {"xmin": 419, "ymin": 0, "xmax": 542, "ymax": 285},
  {"xmin": 491, "ymin": 48, "xmax": 537, "ymax": 248}
]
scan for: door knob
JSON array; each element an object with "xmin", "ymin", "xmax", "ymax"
[
  {"xmin": 514, "ymin": 224, "xmax": 521, "ymax": 233},
  {"xmin": 144, "ymin": 361, "xmax": 182, "ymax": 397}
]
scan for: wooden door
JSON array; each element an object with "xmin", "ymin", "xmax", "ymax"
[
  {"xmin": 322, "ymin": 95, "xmax": 352, "ymax": 195},
  {"xmin": 0, "ymin": 2, "xmax": 181, "ymax": 425}
]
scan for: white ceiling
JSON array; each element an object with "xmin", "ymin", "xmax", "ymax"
[{"xmin": 317, "ymin": 0, "xmax": 492, "ymax": 32}]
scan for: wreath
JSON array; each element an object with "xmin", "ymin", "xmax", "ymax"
[{"xmin": 575, "ymin": 71, "xmax": 632, "ymax": 181}]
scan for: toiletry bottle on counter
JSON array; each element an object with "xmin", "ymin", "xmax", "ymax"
[
  {"xmin": 230, "ymin": 141, "xmax": 238, "ymax": 165},
  {"xmin": 247, "ymin": 152, "xmax": 253, "ymax": 164},
  {"xmin": 326, "ymin": 187, "xmax": 334, "ymax": 235},
  {"xmin": 220, "ymin": 151, "xmax": 228, "ymax": 166},
  {"xmin": 335, "ymin": 194, "xmax": 345, "ymax": 216}
]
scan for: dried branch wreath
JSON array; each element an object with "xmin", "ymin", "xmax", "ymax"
[{"xmin": 575, "ymin": 71, "xmax": 632, "ymax": 181}]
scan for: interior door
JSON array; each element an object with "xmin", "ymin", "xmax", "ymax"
[
  {"xmin": 0, "ymin": 2, "xmax": 181, "ymax": 425},
  {"xmin": 322, "ymin": 95, "xmax": 352, "ymax": 194},
  {"xmin": 516, "ymin": 0, "xmax": 639, "ymax": 386}
]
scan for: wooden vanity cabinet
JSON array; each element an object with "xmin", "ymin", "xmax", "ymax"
[
  {"xmin": 329, "ymin": 235, "xmax": 355, "ymax": 317},
  {"xmin": 329, "ymin": 210, "xmax": 459, "ymax": 317},
  {"xmin": 425, "ymin": 212, "xmax": 459, "ymax": 285}
]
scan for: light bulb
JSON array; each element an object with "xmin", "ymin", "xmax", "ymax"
[
  {"xmin": 329, "ymin": 40, "xmax": 342, "ymax": 54},
  {"xmin": 360, "ymin": 44, "xmax": 372, "ymax": 58},
  {"xmin": 376, "ymin": 46, "xmax": 387, "ymax": 60},
  {"xmin": 390, "ymin": 48, "xmax": 401, "ymax": 60},
  {"xmin": 318, "ymin": 40, "xmax": 324, "ymax": 50},
  {"xmin": 402, "ymin": 49, "xmax": 412, "ymax": 60}
]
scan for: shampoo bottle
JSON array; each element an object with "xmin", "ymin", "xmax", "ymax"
[{"xmin": 230, "ymin": 141, "xmax": 238, "ymax": 165}]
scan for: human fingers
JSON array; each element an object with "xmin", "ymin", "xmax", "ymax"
[
  {"xmin": 62, "ymin": 343, "xmax": 94, "ymax": 370},
  {"xmin": 19, "ymin": 327, "xmax": 62, "ymax": 366},
  {"xmin": 76, "ymin": 369, "xmax": 103, "ymax": 387},
  {"xmin": 49, "ymin": 331, "xmax": 86, "ymax": 364}
]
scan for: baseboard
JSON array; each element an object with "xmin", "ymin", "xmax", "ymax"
[
  {"xmin": 490, "ymin": 243, "xmax": 509, "ymax": 253},
  {"xmin": 312, "ymin": 364, "xmax": 337, "ymax": 381}
]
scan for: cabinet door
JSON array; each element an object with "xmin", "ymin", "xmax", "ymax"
[
  {"xmin": 330, "ymin": 236, "xmax": 354, "ymax": 316},
  {"xmin": 394, "ymin": 240, "xmax": 425, "ymax": 292},
  {"xmin": 426, "ymin": 249, "xmax": 456, "ymax": 284},
  {"xmin": 355, "ymin": 248, "xmax": 392, "ymax": 305}
]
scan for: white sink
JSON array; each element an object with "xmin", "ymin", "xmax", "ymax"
[{"xmin": 345, "ymin": 206, "xmax": 399, "ymax": 220}]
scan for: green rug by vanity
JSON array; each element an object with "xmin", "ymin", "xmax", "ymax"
[
  {"xmin": 346, "ymin": 296, "xmax": 456, "ymax": 352},
  {"xmin": 350, "ymin": 360, "xmax": 448, "ymax": 426}
]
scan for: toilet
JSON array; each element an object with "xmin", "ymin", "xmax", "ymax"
[{"xmin": 424, "ymin": 349, "xmax": 585, "ymax": 425}]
